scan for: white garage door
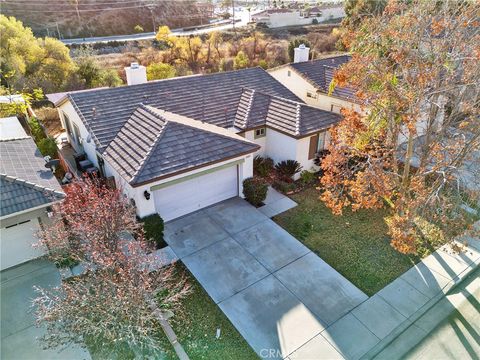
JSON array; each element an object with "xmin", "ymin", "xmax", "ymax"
[
  {"xmin": 153, "ymin": 165, "xmax": 238, "ymax": 221},
  {"xmin": 0, "ymin": 218, "xmax": 45, "ymax": 270}
]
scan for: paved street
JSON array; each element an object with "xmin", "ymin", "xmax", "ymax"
[
  {"xmin": 380, "ymin": 267, "xmax": 480, "ymax": 360},
  {"xmin": 1, "ymin": 260, "xmax": 90, "ymax": 360}
]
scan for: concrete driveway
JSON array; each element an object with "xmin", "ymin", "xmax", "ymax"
[
  {"xmin": 1, "ymin": 260, "xmax": 90, "ymax": 360},
  {"xmin": 165, "ymin": 197, "xmax": 368, "ymax": 359}
]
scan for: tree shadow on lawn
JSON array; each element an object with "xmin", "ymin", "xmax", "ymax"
[{"xmin": 273, "ymin": 187, "xmax": 422, "ymax": 296}]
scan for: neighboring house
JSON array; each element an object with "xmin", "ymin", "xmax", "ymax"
[
  {"xmin": 51, "ymin": 65, "xmax": 341, "ymax": 221},
  {"xmin": 251, "ymin": 3, "xmax": 344, "ymax": 28},
  {"xmin": 0, "ymin": 116, "xmax": 64, "ymax": 270},
  {"xmin": 269, "ymin": 51, "xmax": 361, "ymax": 113}
]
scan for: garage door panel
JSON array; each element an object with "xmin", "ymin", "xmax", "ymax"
[
  {"xmin": 1, "ymin": 218, "xmax": 45, "ymax": 270},
  {"xmin": 154, "ymin": 165, "xmax": 238, "ymax": 221}
]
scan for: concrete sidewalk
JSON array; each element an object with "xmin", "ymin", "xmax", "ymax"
[
  {"xmin": 379, "ymin": 267, "xmax": 480, "ymax": 359},
  {"xmin": 1, "ymin": 260, "xmax": 91, "ymax": 360},
  {"xmin": 165, "ymin": 197, "xmax": 367, "ymax": 359}
]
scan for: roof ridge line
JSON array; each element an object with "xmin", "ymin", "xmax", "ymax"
[
  {"xmin": 295, "ymin": 104, "xmax": 301, "ymax": 136},
  {"xmin": 129, "ymin": 106, "xmax": 168, "ymax": 183},
  {"xmin": 146, "ymin": 106, "xmax": 249, "ymax": 142},
  {"xmin": 0, "ymin": 136, "xmax": 32, "ymax": 142},
  {"xmin": 68, "ymin": 95, "xmax": 103, "ymax": 149},
  {"xmin": 240, "ymin": 88, "xmax": 256, "ymax": 129},
  {"xmin": 0, "ymin": 174, "xmax": 64, "ymax": 197},
  {"xmin": 253, "ymin": 89, "xmax": 308, "ymax": 108}
]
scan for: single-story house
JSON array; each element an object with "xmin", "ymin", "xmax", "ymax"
[
  {"xmin": 269, "ymin": 53, "xmax": 361, "ymax": 113},
  {"xmin": 50, "ymin": 66, "xmax": 341, "ymax": 221},
  {"xmin": 251, "ymin": 4, "xmax": 345, "ymax": 28},
  {"xmin": 0, "ymin": 117, "xmax": 64, "ymax": 270}
]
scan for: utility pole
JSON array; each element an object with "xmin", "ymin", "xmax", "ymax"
[
  {"xmin": 232, "ymin": 0, "xmax": 236, "ymax": 36},
  {"xmin": 56, "ymin": 22, "xmax": 61, "ymax": 39},
  {"xmin": 147, "ymin": 5, "xmax": 156, "ymax": 32}
]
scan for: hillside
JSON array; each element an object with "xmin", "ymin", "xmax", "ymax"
[{"xmin": 1, "ymin": 0, "xmax": 212, "ymax": 38}]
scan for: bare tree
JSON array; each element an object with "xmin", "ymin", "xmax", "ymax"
[{"xmin": 34, "ymin": 178, "xmax": 190, "ymax": 357}]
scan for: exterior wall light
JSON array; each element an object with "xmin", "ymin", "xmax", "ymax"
[{"xmin": 144, "ymin": 190, "xmax": 151, "ymax": 200}]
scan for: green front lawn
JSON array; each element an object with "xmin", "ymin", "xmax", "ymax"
[
  {"xmin": 89, "ymin": 264, "xmax": 256, "ymax": 360},
  {"xmin": 274, "ymin": 188, "xmax": 420, "ymax": 296},
  {"xmin": 159, "ymin": 265, "xmax": 257, "ymax": 360}
]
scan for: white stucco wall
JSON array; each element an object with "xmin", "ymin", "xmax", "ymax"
[
  {"xmin": 264, "ymin": 128, "xmax": 298, "ymax": 164},
  {"xmin": 58, "ymin": 101, "xmax": 100, "ymax": 168},
  {"xmin": 243, "ymin": 130, "xmax": 266, "ymax": 156},
  {"xmin": 269, "ymin": 66, "xmax": 361, "ymax": 113},
  {"xmin": 295, "ymin": 131, "xmax": 331, "ymax": 175},
  {"xmin": 105, "ymin": 154, "xmax": 254, "ymax": 218}
]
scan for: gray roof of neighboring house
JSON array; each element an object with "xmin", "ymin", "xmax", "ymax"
[
  {"xmin": 0, "ymin": 136, "xmax": 64, "ymax": 217},
  {"xmin": 0, "ymin": 116, "xmax": 28, "ymax": 140},
  {"xmin": 289, "ymin": 55, "xmax": 357, "ymax": 101},
  {"xmin": 234, "ymin": 89, "xmax": 342, "ymax": 136},
  {"xmin": 104, "ymin": 105, "xmax": 260, "ymax": 186},
  {"xmin": 67, "ymin": 67, "xmax": 302, "ymax": 153}
]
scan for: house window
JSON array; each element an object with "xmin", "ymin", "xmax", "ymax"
[
  {"xmin": 63, "ymin": 112, "xmax": 73, "ymax": 138},
  {"xmin": 306, "ymin": 91, "xmax": 318, "ymax": 99},
  {"xmin": 331, "ymin": 104, "xmax": 343, "ymax": 113},
  {"xmin": 254, "ymin": 128, "xmax": 266, "ymax": 139},
  {"xmin": 96, "ymin": 154, "xmax": 105, "ymax": 178},
  {"xmin": 72, "ymin": 123, "xmax": 81, "ymax": 144},
  {"xmin": 308, "ymin": 131, "xmax": 329, "ymax": 160},
  {"xmin": 287, "ymin": 70, "xmax": 291, "ymax": 77},
  {"xmin": 317, "ymin": 131, "xmax": 327, "ymax": 152}
]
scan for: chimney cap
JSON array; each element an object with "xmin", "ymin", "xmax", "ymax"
[
  {"xmin": 299, "ymin": 44, "xmax": 306, "ymax": 49},
  {"xmin": 130, "ymin": 62, "xmax": 140, "ymax": 69}
]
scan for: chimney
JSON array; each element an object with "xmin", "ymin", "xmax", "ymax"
[
  {"xmin": 293, "ymin": 44, "xmax": 310, "ymax": 63},
  {"xmin": 124, "ymin": 62, "xmax": 147, "ymax": 85}
]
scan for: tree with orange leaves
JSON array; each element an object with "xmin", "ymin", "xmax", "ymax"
[{"xmin": 321, "ymin": 0, "xmax": 479, "ymax": 254}]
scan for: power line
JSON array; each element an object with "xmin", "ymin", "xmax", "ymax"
[
  {"xmin": 1, "ymin": 5, "xmax": 207, "ymax": 13},
  {"xmin": 0, "ymin": 0, "xmax": 198, "ymax": 4}
]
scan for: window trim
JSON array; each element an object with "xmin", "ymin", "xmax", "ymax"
[
  {"xmin": 330, "ymin": 103, "xmax": 343, "ymax": 113},
  {"xmin": 72, "ymin": 123, "xmax": 81, "ymax": 145},
  {"xmin": 63, "ymin": 112, "xmax": 73, "ymax": 138},
  {"xmin": 317, "ymin": 131, "xmax": 327, "ymax": 152},
  {"xmin": 254, "ymin": 127, "xmax": 266, "ymax": 139}
]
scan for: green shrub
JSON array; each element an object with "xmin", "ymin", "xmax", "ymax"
[
  {"xmin": 258, "ymin": 59, "xmax": 268, "ymax": 69},
  {"xmin": 146, "ymin": 62, "xmax": 176, "ymax": 81},
  {"xmin": 275, "ymin": 160, "xmax": 302, "ymax": 181},
  {"xmin": 243, "ymin": 177, "xmax": 268, "ymax": 207},
  {"xmin": 141, "ymin": 214, "xmax": 166, "ymax": 249},
  {"xmin": 28, "ymin": 117, "xmax": 46, "ymax": 142},
  {"xmin": 37, "ymin": 137, "xmax": 58, "ymax": 158},
  {"xmin": 300, "ymin": 170, "xmax": 317, "ymax": 185},
  {"xmin": 253, "ymin": 155, "xmax": 274, "ymax": 177},
  {"xmin": 55, "ymin": 254, "xmax": 80, "ymax": 269},
  {"xmin": 272, "ymin": 179, "xmax": 296, "ymax": 194},
  {"xmin": 312, "ymin": 18, "xmax": 319, "ymax": 24}
]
